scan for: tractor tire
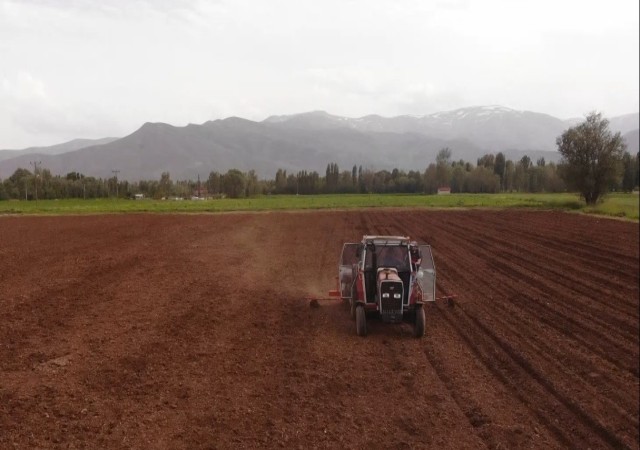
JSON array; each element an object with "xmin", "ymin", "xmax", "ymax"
[
  {"xmin": 414, "ymin": 306, "xmax": 425, "ymax": 338},
  {"xmin": 350, "ymin": 298, "xmax": 356, "ymax": 320},
  {"xmin": 355, "ymin": 305, "xmax": 367, "ymax": 337}
]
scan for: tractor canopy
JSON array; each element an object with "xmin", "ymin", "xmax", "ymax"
[
  {"xmin": 337, "ymin": 236, "xmax": 436, "ymax": 304},
  {"xmin": 339, "ymin": 243, "xmax": 359, "ymax": 299},
  {"xmin": 416, "ymin": 245, "xmax": 436, "ymax": 302}
]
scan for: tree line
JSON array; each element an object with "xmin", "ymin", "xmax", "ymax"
[
  {"xmin": 1, "ymin": 150, "xmax": 636, "ymax": 201},
  {"xmin": 1, "ymin": 114, "xmax": 638, "ymax": 202}
]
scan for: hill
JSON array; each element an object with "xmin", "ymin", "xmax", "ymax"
[
  {"xmin": 1, "ymin": 107, "xmax": 636, "ymax": 181},
  {"xmin": 265, "ymin": 106, "xmax": 568, "ymax": 152},
  {"xmin": 623, "ymin": 129, "xmax": 639, "ymax": 154},
  {"xmin": 0, "ymin": 137, "xmax": 118, "ymax": 163}
]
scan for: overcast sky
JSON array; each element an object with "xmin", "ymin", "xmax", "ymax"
[{"xmin": 1, "ymin": 0, "xmax": 638, "ymax": 148}]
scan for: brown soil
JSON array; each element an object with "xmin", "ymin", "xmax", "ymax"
[{"xmin": 1, "ymin": 210, "xmax": 638, "ymax": 449}]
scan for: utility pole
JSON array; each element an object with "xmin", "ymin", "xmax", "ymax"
[
  {"xmin": 112, "ymin": 170, "xmax": 120, "ymax": 198},
  {"xmin": 30, "ymin": 161, "xmax": 41, "ymax": 202}
]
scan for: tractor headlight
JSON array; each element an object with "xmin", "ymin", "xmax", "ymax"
[
  {"xmin": 382, "ymin": 293, "xmax": 390, "ymax": 298},
  {"xmin": 394, "ymin": 293, "xmax": 401, "ymax": 299}
]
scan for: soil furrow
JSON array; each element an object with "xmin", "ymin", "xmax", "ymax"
[{"xmin": 1, "ymin": 210, "xmax": 637, "ymax": 449}]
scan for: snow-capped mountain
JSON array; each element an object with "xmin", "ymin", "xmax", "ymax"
[
  {"xmin": 264, "ymin": 106, "xmax": 561, "ymax": 151},
  {"xmin": 264, "ymin": 106, "xmax": 638, "ymax": 152}
]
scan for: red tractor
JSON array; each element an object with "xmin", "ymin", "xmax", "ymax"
[{"xmin": 336, "ymin": 235, "xmax": 436, "ymax": 337}]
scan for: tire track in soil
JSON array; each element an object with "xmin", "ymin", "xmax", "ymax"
[
  {"xmin": 434, "ymin": 248, "xmax": 630, "ymax": 387},
  {"xmin": 1, "ymin": 210, "xmax": 637, "ymax": 449},
  {"xmin": 436, "ymin": 211, "xmax": 638, "ymax": 318},
  {"xmin": 424, "ymin": 303, "xmax": 575, "ymax": 449},
  {"xmin": 436, "ymin": 295, "xmax": 632, "ymax": 450},
  {"xmin": 401, "ymin": 214, "xmax": 595, "ymax": 448},
  {"xmin": 445, "ymin": 270, "xmax": 638, "ymax": 421},
  {"xmin": 477, "ymin": 210, "xmax": 639, "ymax": 261},
  {"xmin": 474, "ymin": 244, "xmax": 639, "ymax": 380},
  {"xmin": 402, "ymin": 211, "xmax": 636, "ymax": 450},
  {"xmin": 259, "ymin": 211, "xmax": 486, "ymax": 449},
  {"xmin": 422, "ymin": 214, "xmax": 635, "ymax": 426},
  {"xmin": 336, "ymin": 209, "xmax": 632, "ymax": 445},
  {"xmin": 352, "ymin": 209, "xmax": 529, "ymax": 448},
  {"xmin": 475, "ymin": 211, "xmax": 639, "ymax": 272},
  {"xmin": 442, "ymin": 225, "xmax": 640, "ymax": 366},
  {"xmin": 195, "ymin": 211, "xmax": 482, "ymax": 449},
  {"xmin": 482, "ymin": 214, "xmax": 638, "ymax": 310},
  {"xmin": 390, "ymin": 213, "xmax": 608, "ymax": 446},
  {"xmin": 426, "ymin": 213, "xmax": 639, "ymax": 377},
  {"xmin": 485, "ymin": 257, "xmax": 639, "ymax": 376},
  {"xmin": 448, "ymin": 209, "xmax": 637, "ymax": 298}
]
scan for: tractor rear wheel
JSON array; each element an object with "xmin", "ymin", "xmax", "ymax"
[
  {"xmin": 350, "ymin": 298, "xmax": 356, "ymax": 320},
  {"xmin": 414, "ymin": 306, "xmax": 425, "ymax": 338},
  {"xmin": 355, "ymin": 305, "xmax": 367, "ymax": 336}
]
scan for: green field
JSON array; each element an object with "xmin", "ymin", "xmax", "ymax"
[{"xmin": 0, "ymin": 193, "xmax": 637, "ymax": 220}]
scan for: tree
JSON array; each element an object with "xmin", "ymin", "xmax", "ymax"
[
  {"xmin": 207, "ymin": 171, "xmax": 222, "ymax": 195},
  {"xmin": 435, "ymin": 147, "xmax": 452, "ymax": 188},
  {"xmin": 423, "ymin": 163, "xmax": 438, "ymax": 194},
  {"xmin": 504, "ymin": 160, "xmax": 515, "ymax": 192},
  {"xmin": 352, "ymin": 165, "xmax": 357, "ymax": 188},
  {"xmin": 494, "ymin": 152, "xmax": 506, "ymax": 190},
  {"xmin": 0, "ymin": 180, "xmax": 8, "ymax": 200},
  {"xmin": 621, "ymin": 152, "xmax": 636, "ymax": 192},
  {"xmin": 635, "ymin": 152, "xmax": 640, "ymax": 189},
  {"xmin": 9, "ymin": 168, "xmax": 32, "ymax": 199},
  {"xmin": 467, "ymin": 166, "xmax": 500, "ymax": 193},
  {"xmin": 514, "ymin": 156, "xmax": 531, "ymax": 192},
  {"xmin": 222, "ymin": 169, "xmax": 246, "ymax": 198},
  {"xmin": 450, "ymin": 165, "xmax": 466, "ymax": 193},
  {"xmin": 245, "ymin": 170, "xmax": 260, "ymax": 196},
  {"xmin": 436, "ymin": 147, "xmax": 452, "ymax": 165},
  {"xmin": 274, "ymin": 169, "xmax": 286, "ymax": 194},
  {"xmin": 477, "ymin": 153, "xmax": 495, "ymax": 170},
  {"xmin": 325, "ymin": 162, "xmax": 340, "ymax": 193},
  {"xmin": 556, "ymin": 112, "xmax": 626, "ymax": 205},
  {"xmin": 158, "ymin": 172, "xmax": 172, "ymax": 198},
  {"xmin": 66, "ymin": 171, "xmax": 83, "ymax": 181}
]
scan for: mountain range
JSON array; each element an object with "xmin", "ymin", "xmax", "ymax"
[
  {"xmin": 0, "ymin": 106, "xmax": 637, "ymax": 180},
  {"xmin": 0, "ymin": 137, "xmax": 118, "ymax": 163}
]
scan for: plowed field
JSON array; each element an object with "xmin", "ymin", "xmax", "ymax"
[{"xmin": 1, "ymin": 210, "xmax": 638, "ymax": 449}]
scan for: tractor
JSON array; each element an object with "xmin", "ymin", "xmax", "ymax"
[{"xmin": 336, "ymin": 235, "xmax": 436, "ymax": 337}]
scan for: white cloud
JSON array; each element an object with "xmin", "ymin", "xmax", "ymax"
[
  {"xmin": 1, "ymin": 72, "xmax": 47, "ymax": 100},
  {"xmin": 0, "ymin": 71, "xmax": 126, "ymax": 146},
  {"xmin": 0, "ymin": 0, "xmax": 637, "ymax": 147}
]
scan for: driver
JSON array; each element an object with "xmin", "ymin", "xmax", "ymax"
[
  {"xmin": 410, "ymin": 242, "xmax": 421, "ymax": 272},
  {"xmin": 380, "ymin": 246, "xmax": 406, "ymax": 268}
]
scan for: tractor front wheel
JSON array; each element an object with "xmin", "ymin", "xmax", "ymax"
[
  {"xmin": 414, "ymin": 306, "xmax": 425, "ymax": 338},
  {"xmin": 355, "ymin": 305, "xmax": 367, "ymax": 336}
]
